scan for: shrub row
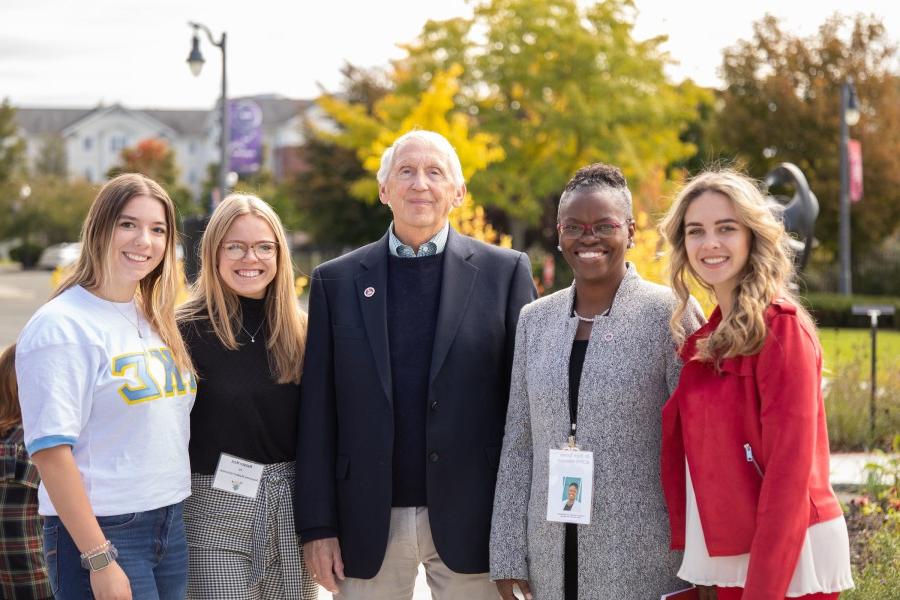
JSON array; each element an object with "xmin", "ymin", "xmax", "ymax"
[
  {"xmin": 9, "ymin": 243, "xmax": 44, "ymax": 269},
  {"xmin": 801, "ymin": 292, "xmax": 900, "ymax": 330}
]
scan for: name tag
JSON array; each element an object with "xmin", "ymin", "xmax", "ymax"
[
  {"xmin": 211, "ymin": 453, "xmax": 264, "ymax": 499},
  {"xmin": 546, "ymin": 447, "xmax": 593, "ymax": 524}
]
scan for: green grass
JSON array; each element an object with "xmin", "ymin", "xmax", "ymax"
[
  {"xmin": 818, "ymin": 328, "xmax": 900, "ymax": 380},
  {"xmin": 819, "ymin": 329, "xmax": 900, "ymax": 451}
]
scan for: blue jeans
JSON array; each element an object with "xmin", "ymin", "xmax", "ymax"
[{"xmin": 43, "ymin": 502, "xmax": 188, "ymax": 600}]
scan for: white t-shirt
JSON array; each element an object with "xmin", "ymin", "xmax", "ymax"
[{"xmin": 16, "ymin": 285, "xmax": 196, "ymax": 516}]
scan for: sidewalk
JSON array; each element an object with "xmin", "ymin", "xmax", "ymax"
[{"xmin": 830, "ymin": 452, "xmax": 897, "ymax": 486}]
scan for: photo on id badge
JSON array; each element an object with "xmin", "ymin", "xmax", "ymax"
[
  {"xmin": 562, "ymin": 477, "xmax": 582, "ymax": 512},
  {"xmin": 547, "ymin": 448, "xmax": 593, "ymax": 524}
]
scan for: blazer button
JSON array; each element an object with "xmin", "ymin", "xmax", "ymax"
[
  {"xmin": 430, "ymin": 400, "xmax": 438, "ymax": 411},
  {"xmin": 429, "ymin": 452, "xmax": 439, "ymax": 463}
]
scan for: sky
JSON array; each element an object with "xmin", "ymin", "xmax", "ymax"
[{"xmin": 1, "ymin": 0, "xmax": 897, "ymax": 110}]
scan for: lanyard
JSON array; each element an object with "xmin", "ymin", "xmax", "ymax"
[{"xmin": 567, "ymin": 307, "xmax": 609, "ymax": 449}]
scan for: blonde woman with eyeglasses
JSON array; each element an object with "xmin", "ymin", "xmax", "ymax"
[{"xmin": 177, "ymin": 194, "xmax": 316, "ymax": 599}]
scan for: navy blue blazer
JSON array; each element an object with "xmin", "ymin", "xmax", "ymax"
[{"xmin": 295, "ymin": 227, "xmax": 536, "ymax": 578}]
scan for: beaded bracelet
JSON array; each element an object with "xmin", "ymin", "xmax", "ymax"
[{"xmin": 79, "ymin": 540, "xmax": 111, "ymax": 560}]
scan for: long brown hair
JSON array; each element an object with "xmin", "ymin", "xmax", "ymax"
[
  {"xmin": 54, "ymin": 173, "xmax": 192, "ymax": 373},
  {"xmin": 660, "ymin": 169, "xmax": 814, "ymax": 363},
  {"xmin": 178, "ymin": 194, "xmax": 306, "ymax": 384},
  {"xmin": 0, "ymin": 344, "xmax": 20, "ymax": 437}
]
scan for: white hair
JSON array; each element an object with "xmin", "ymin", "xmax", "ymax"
[{"xmin": 376, "ymin": 130, "xmax": 465, "ymax": 187}]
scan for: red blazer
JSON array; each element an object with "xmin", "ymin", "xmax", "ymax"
[{"xmin": 660, "ymin": 299, "xmax": 843, "ymax": 600}]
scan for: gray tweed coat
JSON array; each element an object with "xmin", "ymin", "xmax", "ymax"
[{"xmin": 490, "ymin": 264, "xmax": 704, "ymax": 599}]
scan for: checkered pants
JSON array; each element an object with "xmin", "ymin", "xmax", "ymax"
[{"xmin": 184, "ymin": 462, "xmax": 318, "ymax": 599}]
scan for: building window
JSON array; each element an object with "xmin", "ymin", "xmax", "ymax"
[
  {"xmin": 189, "ymin": 170, "xmax": 197, "ymax": 184},
  {"xmin": 83, "ymin": 137, "xmax": 93, "ymax": 151},
  {"xmin": 110, "ymin": 136, "xmax": 127, "ymax": 152},
  {"xmin": 84, "ymin": 167, "xmax": 93, "ymax": 181},
  {"xmin": 189, "ymin": 141, "xmax": 196, "ymax": 155}
]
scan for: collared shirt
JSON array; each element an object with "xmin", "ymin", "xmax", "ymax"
[{"xmin": 388, "ymin": 222, "xmax": 449, "ymax": 258}]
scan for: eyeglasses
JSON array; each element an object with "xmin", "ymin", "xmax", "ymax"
[
  {"xmin": 557, "ymin": 220, "xmax": 631, "ymax": 240},
  {"xmin": 221, "ymin": 241, "xmax": 278, "ymax": 261}
]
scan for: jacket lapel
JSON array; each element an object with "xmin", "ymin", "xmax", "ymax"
[
  {"xmin": 356, "ymin": 234, "xmax": 393, "ymax": 405},
  {"xmin": 429, "ymin": 228, "xmax": 478, "ymax": 384}
]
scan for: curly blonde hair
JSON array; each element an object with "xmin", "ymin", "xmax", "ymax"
[{"xmin": 660, "ymin": 169, "xmax": 813, "ymax": 364}]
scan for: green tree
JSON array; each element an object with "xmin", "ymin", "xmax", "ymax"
[
  {"xmin": 0, "ymin": 176, "xmax": 95, "ymax": 245},
  {"xmin": 290, "ymin": 63, "xmax": 397, "ymax": 247},
  {"xmin": 35, "ymin": 134, "xmax": 68, "ymax": 177},
  {"xmin": 292, "ymin": 133, "xmax": 388, "ymax": 247},
  {"xmin": 230, "ymin": 168, "xmax": 303, "ymax": 232},
  {"xmin": 711, "ymin": 13, "xmax": 900, "ymax": 260},
  {"xmin": 386, "ymin": 0, "xmax": 706, "ymax": 245},
  {"xmin": 0, "ymin": 98, "xmax": 25, "ymax": 185}
]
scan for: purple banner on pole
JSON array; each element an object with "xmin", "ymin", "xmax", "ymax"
[{"xmin": 228, "ymin": 99, "xmax": 263, "ymax": 174}]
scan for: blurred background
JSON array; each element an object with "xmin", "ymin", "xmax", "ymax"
[{"xmin": 1, "ymin": 1, "xmax": 898, "ymax": 596}]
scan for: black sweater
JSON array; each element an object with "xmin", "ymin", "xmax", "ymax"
[
  {"xmin": 181, "ymin": 296, "xmax": 299, "ymax": 474},
  {"xmin": 386, "ymin": 253, "xmax": 444, "ymax": 506}
]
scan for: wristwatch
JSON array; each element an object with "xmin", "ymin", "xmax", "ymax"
[{"xmin": 80, "ymin": 542, "xmax": 119, "ymax": 571}]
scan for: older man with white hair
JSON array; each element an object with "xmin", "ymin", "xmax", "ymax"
[{"xmin": 295, "ymin": 130, "xmax": 536, "ymax": 599}]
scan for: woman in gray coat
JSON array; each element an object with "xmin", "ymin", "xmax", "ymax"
[{"xmin": 490, "ymin": 163, "xmax": 704, "ymax": 599}]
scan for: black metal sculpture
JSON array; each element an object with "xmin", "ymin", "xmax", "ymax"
[{"xmin": 764, "ymin": 162, "xmax": 819, "ymax": 273}]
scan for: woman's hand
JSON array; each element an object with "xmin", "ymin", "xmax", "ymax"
[
  {"xmin": 696, "ymin": 584, "xmax": 717, "ymax": 600},
  {"xmin": 89, "ymin": 561, "xmax": 132, "ymax": 600},
  {"xmin": 495, "ymin": 578, "xmax": 533, "ymax": 600}
]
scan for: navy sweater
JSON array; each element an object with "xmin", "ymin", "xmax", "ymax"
[{"xmin": 386, "ymin": 252, "xmax": 444, "ymax": 506}]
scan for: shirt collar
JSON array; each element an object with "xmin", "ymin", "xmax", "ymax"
[{"xmin": 388, "ymin": 221, "xmax": 450, "ymax": 258}]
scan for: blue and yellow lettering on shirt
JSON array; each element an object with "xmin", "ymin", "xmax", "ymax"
[{"xmin": 111, "ymin": 348, "xmax": 196, "ymax": 405}]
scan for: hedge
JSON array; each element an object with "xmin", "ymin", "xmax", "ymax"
[
  {"xmin": 801, "ymin": 292, "xmax": 900, "ymax": 330},
  {"xmin": 9, "ymin": 243, "xmax": 44, "ymax": 269}
]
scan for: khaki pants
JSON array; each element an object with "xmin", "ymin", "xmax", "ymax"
[{"xmin": 338, "ymin": 507, "xmax": 498, "ymax": 600}]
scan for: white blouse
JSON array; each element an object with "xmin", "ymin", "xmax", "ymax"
[{"xmin": 678, "ymin": 461, "xmax": 854, "ymax": 596}]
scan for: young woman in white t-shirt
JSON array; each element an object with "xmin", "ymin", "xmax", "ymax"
[{"xmin": 17, "ymin": 173, "xmax": 195, "ymax": 600}]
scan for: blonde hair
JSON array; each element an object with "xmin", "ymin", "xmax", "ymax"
[
  {"xmin": 0, "ymin": 344, "xmax": 19, "ymax": 437},
  {"xmin": 660, "ymin": 169, "xmax": 814, "ymax": 364},
  {"xmin": 54, "ymin": 173, "xmax": 192, "ymax": 373},
  {"xmin": 178, "ymin": 194, "xmax": 306, "ymax": 384}
]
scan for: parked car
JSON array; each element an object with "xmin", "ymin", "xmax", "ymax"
[
  {"xmin": 37, "ymin": 243, "xmax": 82, "ymax": 270},
  {"xmin": 37, "ymin": 242, "xmax": 184, "ymax": 271}
]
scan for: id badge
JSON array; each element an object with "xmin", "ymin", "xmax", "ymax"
[
  {"xmin": 211, "ymin": 453, "xmax": 264, "ymax": 499},
  {"xmin": 546, "ymin": 447, "xmax": 593, "ymax": 524}
]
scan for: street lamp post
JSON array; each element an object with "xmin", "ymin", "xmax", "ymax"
[
  {"xmin": 838, "ymin": 78, "xmax": 860, "ymax": 295},
  {"xmin": 187, "ymin": 22, "xmax": 228, "ymax": 210}
]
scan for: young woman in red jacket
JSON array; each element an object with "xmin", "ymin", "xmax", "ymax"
[{"xmin": 659, "ymin": 170, "xmax": 853, "ymax": 600}]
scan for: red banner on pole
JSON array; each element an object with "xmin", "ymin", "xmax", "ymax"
[{"xmin": 849, "ymin": 139, "xmax": 863, "ymax": 203}]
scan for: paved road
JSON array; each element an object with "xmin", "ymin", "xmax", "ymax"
[{"xmin": 0, "ymin": 267, "xmax": 55, "ymax": 347}]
